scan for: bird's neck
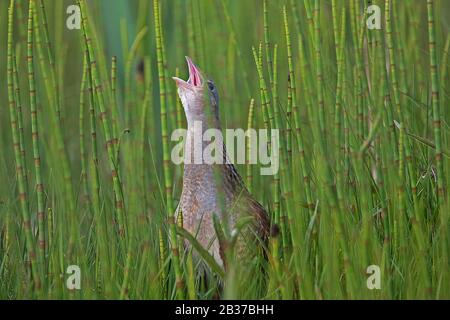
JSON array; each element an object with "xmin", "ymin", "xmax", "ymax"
[
  {"xmin": 183, "ymin": 113, "xmax": 222, "ymax": 166},
  {"xmin": 185, "ymin": 111, "xmax": 220, "ymax": 131},
  {"xmin": 182, "ymin": 115, "xmax": 244, "ymax": 201}
]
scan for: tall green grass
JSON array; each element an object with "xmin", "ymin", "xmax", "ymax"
[{"xmin": 0, "ymin": 0, "xmax": 449, "ymax": 299}]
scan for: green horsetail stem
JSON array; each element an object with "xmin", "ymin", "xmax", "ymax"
[
  {"xmin": 140, "ymin": 56, "xmax": 152, "ymax": 211},
  {"xmin": 159, "ymin": 14, "xmax": 177, "ymax": 134},
  {"xmin": 46, "ymin": 207, "xmax": 53, "ymax": 261},
  {"xmin": 374, "ymin": 0, "xmax": 395, "ymax": 151},
  {"xmin": 424, "ymin": 5, "xmax": 448, "ymax": 293},
  {"xmin": 302, "ymin": 0, "xmax": 314, "ymax": 43},
  {"xmin": 313, "ymin": 0, "xmax": 326, "ymax": 141},
  {"xmin": 440, "ymin": 35, "xmax": 450, "ymax": 149},
  {"xmin": 263, "ymin": 0, "xmax": 273, "ymax": 86},
  {"xmin": 393, "ymin": 5, "xmax": 433, "ymax": 288},
  {"xmin": 385, "ymin": 0, "xmax": 406, "ymax": 215},
  {"xmin": 27, "ymin": 0, "xmax": 46, "ymax": 274},
  {"xmin": 368, "ymin": 2, "xmax": 377, "ymax": 110},
  {"xmin": 53, "ymin": 0, "xmax": 64, "ymax": 80},
  {"xmin": 85, "ymin": 4, "xmax": 113, "ymax": 105},
  {"xmin": 153, "ymin": 0, "xmax": 174, "ymax": 218},
  {"xmin": 353, "ymin": 7, "xmax": 376, "ymax": 271},
  {"xmin": 331, "ymin": 0, "xmax": 339, "ymax": 59},
  {"xmin": 349, "ymin": 0, "xmax": 358, "ymax": 49},
  {"xmin": 254, "ymin": 44, "xmax": 272, "ymax": 166},
  {"xmin": 283, "ymin": 5, "xmax": 315, "ymax": 298},
  {"xmin": 153, "ymin": 0, "xmax": 185, "ymax": 300},
  {"xmin": 175, "ymin": 68, "xmax": 183, "ymax": 130},
  {"xmin": 284, "ymin": 4, "xmax": 296, "ymax": 158},
  {"xmin": 252, "ymin": 45, "xmax": 270, "ymax": 131},
  {"xmin": 85, "ymin": 50, "xmax": 100, "ymax": 214},
  {"xmin": 254, "ymin": 14, "xmax": 287, "ymax": 275},
  {"xmin": 283, "ymin": 6, "xmax": 313, "ymax": 209},
  {"xmin": 394, "ymin": 5, "xmax": 408, "ymax": 103},
  {"xmin": 79, "ymin": 0, "xmax": 126, "ymax": 237},
  {"xmin": 381, "ymin": 0, "xmax": 404, "ymax": 262},
  {"xmin": 268, "ymin": 44, "xmax": 286, "ymax": 298},
  {"xmin": 333, "ymin": 8, "xmax": 346, "ymax": 211},
  {"xmin": 32, "ymin": 4, "xmax": 51, "ymax": 113},
  {"xmin": 387, "ymin": 5, "xmax": 429, "ymax": 296},
  {"xmin": 119, "ymin": 244, "xmax": 132, "ymax": 299},
  {"xmin": 271, "ymin": 43, "xmax": 290, "ymax": 252},
  {"xmin": 37, "ymin": 0, "xmax": 59, "ymax": 118},
  {"xmin": 372, "ymin": 2, "xmax": 395, "ymax": 252},
  {"xmin": 141, "ymin": 57, "xmax": 151, "ymax": 164},
  {"xmin": 354, "ymin": 5, "xmax": 364, "ymax": 142},
  {"xmin": 279, "ymin": 18, "xmax": 305, "ymax": 253},
  {"xmin": 85, "ymin": 49, "xmax": 112, "ymax": 296},
  {"xmin": 111, "ymin": 56, "xmax": 119, "ymax": 148},
  {"xmin": 246, "ymin": 98, "xmax": 255, "ymax": 193},
  {"xmin": 297, "ymin": 29, "xmax": 314, "ymax": 134},
  {"xmin": 353, "ymin": 7, "xmax": 377, "ymax": 271},
  {"xmin": 79, "ymin": 56, "xmax": 88, "ymax": 203},
  {"xmin": 34, "ymin": 0, "xmax": 78, "ymax": 255},
  {"xmin": 37, "ymin": 0, "xmax": 77, "ymax": 168},
  {"xmin": 285, "ymin": 61, "xmax": 292, "ymax": 158},
  {"xmin": 8, "ymin": 0, "xmax": 40, "ymax": 290},
  {"xmin": 186, "ymin": 249, "xmax": 196, "ymax": 300},
  {"xmin": 158, "ymin": 227, "xmax": 167, "ymax": 298},
  {"xmin": 312, "ymin": 0, "xmax": 353, "ymax": 295},
  {"xmin": 427, "ymin": 0, "xmax": 446, "ymax": 201},
  {"xmin": 389, "ymin": 2, "xmax": 418, "ymax": 216},
  {"xmin": 13, "ymin": 50, "xmax": 28, "ymax": 194},
  {"xmin": 385, "ymin": 0, "xmax": 404, "ymax": 158},
  {"xmin": 270, "ymin": 45, "xmax": 280, "ymax": 221},
  {"xmin": 385, "ymin": 3, "xmax": 415, "ymax": 282},
  {"xmin": 271, "ymin": 44, "xmax": 281, "ymax": 155},
  {"xmin": 357, "ymin": 4, "xmax": 372, "ymax": 142}
]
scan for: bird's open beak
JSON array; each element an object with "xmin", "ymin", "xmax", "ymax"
[{"xmin": 172, "ymin": 56, "xmax": 202, "ymax": 89}]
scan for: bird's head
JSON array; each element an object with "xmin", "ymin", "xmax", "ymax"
[{"xmin": 172, "ymin": 57, "xmax": 219, "ymax": 126}]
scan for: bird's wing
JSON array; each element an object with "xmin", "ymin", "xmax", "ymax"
[{"xmin": 247, "ymin": 196, "xmax": 271, "ymax": 240}]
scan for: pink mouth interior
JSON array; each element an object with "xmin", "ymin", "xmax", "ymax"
[{"xmin": 187, "ymin": 58, "xmax": 201, "ymax": 87}]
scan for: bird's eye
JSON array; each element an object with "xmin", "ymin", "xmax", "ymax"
[{"xmin": 207, "ymin": 81, "xmax": 215, "ymax": 91}]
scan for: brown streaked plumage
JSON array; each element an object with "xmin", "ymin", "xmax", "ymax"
[{"xmin": 173, "ymin": 57, "xmax": 270, "ymax": 267}]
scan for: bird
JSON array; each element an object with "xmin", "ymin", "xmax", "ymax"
[{"xmin": 172, "ymin": 57, "xmax": 270, "ymax": 268}]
